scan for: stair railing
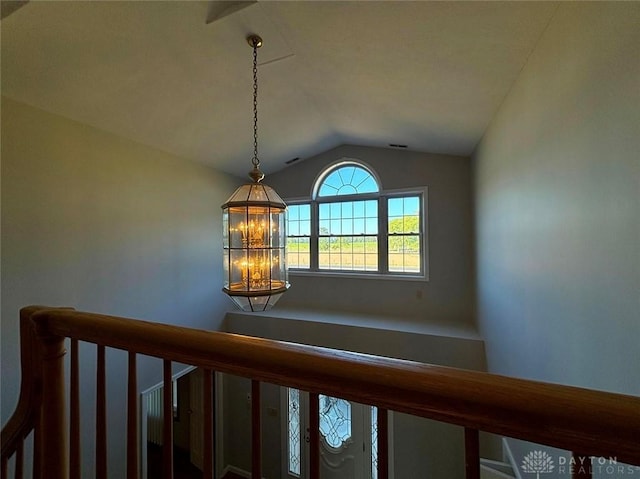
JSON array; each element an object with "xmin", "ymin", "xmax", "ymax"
[{"xmin": 2, "ymin": 306, "xmax": 640, "ymax": 479}]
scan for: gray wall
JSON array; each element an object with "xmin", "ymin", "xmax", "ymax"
[
  {"xmin": 0, "ymin": 97, "xmax": 239, "ymax": 478},
  {"xmin": 221, "ymin": 144, "xmax": 479, "ymax": 478},
  {"xmin": 267, "ymin": 144, "xmax": 476, "ymax": 327},
  {"xmin": 474, "ymin": 2, "xmax": 640, "ymax": 395}
]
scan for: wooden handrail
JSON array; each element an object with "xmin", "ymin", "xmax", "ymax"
[
  {"xmin": 3, "ymin": 305, "xmax": 640, "ymax": 478},
  {"xmin": 1, "ymin": 307, "xmax": 45, "ymax": 461},
  {"xmin": 25, "ymin": 307, "xmax": 640, "ymax": 466}
]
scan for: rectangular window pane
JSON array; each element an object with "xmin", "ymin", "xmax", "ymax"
[
  {"xmin": 341, "ymin": 201, "xmax": 353, "ymax": 218},
  {"xmin": 393, "ymin": 237, "xmax": 421, "ymax": 272},
  {"xmin": 388, "ymin": 252, "xmax": 401, "ymax": 271},
  {"xmin": 353, "ymin": 201, "xmax": 365, "ymax": 218},
  {"xmin": 352, "ymin": 237, "xmax": 364, "ymax": 271},
  {"xmin": 287, "ymin": 238, "xmax": 310, "ymax": 269},
  {"xmin": 286, "ymin": 204, "xmax": 311, "ymax": 270},
  {"xmin": 319, "ymin": 203, "xmax": 330, "ymax": 219},
  {"xmin": 365, "ymin": 200, "xmax": 377, "ymax": 217},
  {"xmin": 351, "ymin": 237, "xmax": 369, "ymax": 271},
  {"xmin": 330, "ymin": 202, "xmax": 341, "ymax": 218},
  {"xmin": 317, "ymin": 236, "xmax": 380, "ymax": 271},
  {"xmin": 317, "ymin": 200, "xmax": 379, "ymax": 272},
  {"xmin": 289, "ymin": 220, "xmax": 300, "ymax": 236},
  {"xmin": 329, "ymin": 241, "xmax": 342, "ymax": 270},
  {"xmin": 387, "ymin": 195, "xmax": 422, "ymax": 273},
  {"xmin": 330, "ymin": 219, "xmax": 341, "ymax": 235},
  {"xmin": 288, "ymin": 204, "xmax": 310, "ymax": 227},
  {"xmin": 403, "ymin": 196, "xmax": 420, "ymax": 214},
  {"xmin": 388, "ymin": 197, "xmax": 403, "ymax": 217},
  {"xmin": 365, "ymin": 237, "xmax": 378, "ymax": 271},
  {"xmin": 341, "ymin": 218, "xmax": 353, "ymax": 235},
  {"xmin": 365, "ymin": 218, "xmax": 378, "ymax": 234},
  {"xmin": 340, "ymin": 237, "xmax": 353, "ymax": 270},
  {"xmin": 318, "ymin": 237, "xmax": 330, "ymax": 269},
  {"xmin": 300, "ymin": 218, "xmax": 311, "ymax": 236},
  {"xmin": 403, "ymin": 215, "xmax": 419, "ymax": 234}
]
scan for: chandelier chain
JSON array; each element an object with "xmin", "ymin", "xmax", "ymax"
[{"xmin": 252, "ymin": 42, "xmax": 259, "ymax": 168}]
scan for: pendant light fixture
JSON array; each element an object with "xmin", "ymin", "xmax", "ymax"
[{"xmin": 221, "ymin": 34, "xmax": 290, "ymax": 312}]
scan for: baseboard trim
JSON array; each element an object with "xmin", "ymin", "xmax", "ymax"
[
  {"xmin": 221, "ymin": 464, "xmax": 268, "ymax": 479},
  {"xmin": 480, "ymin": 458, "xmax": 516, "ymax": 479}
]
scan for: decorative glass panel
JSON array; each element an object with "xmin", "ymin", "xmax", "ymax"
[
  {"xmin": 288, "ymin": 388, "xmax": 301, "ymax": 476},
  {"xmin": 372, "ymin": 407, "xmax": 378, "ymax": 479},
  {"xmin": 319, "ymin": 395, "xmax": 352, "ymax": 449}
]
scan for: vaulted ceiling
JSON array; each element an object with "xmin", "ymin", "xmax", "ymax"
[{"xmin": 1, "ymin": 1, "xmax": 558, "ymax": 177}]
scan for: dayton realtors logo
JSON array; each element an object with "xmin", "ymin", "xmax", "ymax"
[
  {"xmin": 557, "ymin": 456, "xmax": 640, "ymax": 476},
  {"xmin": 521, "ymin": 451, "xmax": 640, "ymax": 477},
  {"xmin": 521, "ymin": 451, "xmax": 555, "ymax": 479}
]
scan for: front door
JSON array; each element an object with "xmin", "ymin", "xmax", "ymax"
[{"xmin": 283, "ymin": 388, "xmax": 378, "ymax": 479}]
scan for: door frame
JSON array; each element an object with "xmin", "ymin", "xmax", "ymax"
[{"xmin": 140, "ymin": 367, "xmax": 224, "ymax": 479}]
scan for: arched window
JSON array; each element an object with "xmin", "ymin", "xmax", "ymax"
[
  {"xmin": 315, "ymin": 163, "xmax": 379, "ymax": 197},
  {"xmin": 286, "ymin": 159, "xmax": 427, "ymax": 277}
]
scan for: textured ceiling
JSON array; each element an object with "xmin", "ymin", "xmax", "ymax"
[{"xmin": 1, "ymin": 1, "xmax": 558, "ymax": 177}]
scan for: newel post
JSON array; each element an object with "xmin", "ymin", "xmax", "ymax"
[{"xmin": 33, "ymin": 314, "xmax": 69, "ymax": 479}]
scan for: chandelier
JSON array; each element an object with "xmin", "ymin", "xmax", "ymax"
[{"xmin": 221, "ymin": 34, "xmax": 290, "ymax": 312}]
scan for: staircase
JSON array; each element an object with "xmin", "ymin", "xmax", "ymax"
[
  {"xmin": 481, "ymin": 459, "xmax": 517, "ymax": 479},
  {"xmin": 2, "ymin": 306, "xmax": 640, "ymax": 479}
]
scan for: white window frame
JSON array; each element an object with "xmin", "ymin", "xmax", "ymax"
[
  {"xmin": 285, "ymin": 161, "xmax": 429, "ymax": 282},
  {"xmin": 286, "ymin": 203, "xmax": 313, "ymax": 271}
]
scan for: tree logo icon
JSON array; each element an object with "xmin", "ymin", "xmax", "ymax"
[{"xmin": 521, "ymin": 450, "xmax": 555, "ymax": 478}]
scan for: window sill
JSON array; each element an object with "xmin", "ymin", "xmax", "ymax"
[
  {"xmin": 289, "ymin": 269, "xmax": 429, "ymax": 282},
  {"xmin": 224, "ymin": 307, "xmax": 482, "ymax": 343}
]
